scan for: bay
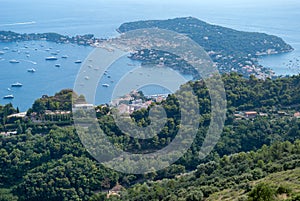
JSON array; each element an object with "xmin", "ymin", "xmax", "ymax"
[{"xmin": 0, "ymin": 0, "xmax": 299, "ymax": 110}]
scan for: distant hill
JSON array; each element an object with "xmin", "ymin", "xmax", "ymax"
[
  {"xmin": 118, "ymin": 17, "xmax": 294, "ymax": 78},
  {"xmin": 118, "ymin": 17, "xmax": 292, "ymax": 56}
]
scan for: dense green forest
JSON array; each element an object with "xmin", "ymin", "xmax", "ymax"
[
  {"xmin": 121, "ymin": 141, "xmax": 300, "ymax": 201},
  {"xmin": 0, "ymin": 73, "xmax": 300, "ymax": 200}
]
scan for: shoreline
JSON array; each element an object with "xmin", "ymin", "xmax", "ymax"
[{"xmin": 0, "ymin": 26, "xmax": 295, "ymax": 79}]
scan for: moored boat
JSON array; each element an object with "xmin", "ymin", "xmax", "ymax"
[
  {"xmin": 9, "ymin": 59, "xmax": 20, "ymax": 63},
  {"xmin": 27, "ymin": 68, "xmax": 36, "ymax": 72},
  {"xmin": 11, "ymin": 82, "xmax": 23, "ymax": 87},
  {"xmin": 45, "ymin": 56, "xmax": 58, "ymax": 61},
  {"xmin": 3, "ymin": 94, "xmax": 14, "ymax": 99}
]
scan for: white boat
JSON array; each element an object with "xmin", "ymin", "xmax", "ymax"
[
  {"xmin": 84, "ymin": 76, "xmax": 90, "ymax": 80},
  {"xmin": 9, "ymin": 59, "xmax": 20, "ymax": 63},
  {"xmin": 0, "ymin": 51, "xmax": 5, "ymax": 55},
  {"xmin": 27, "ymin": 68, "xmax": 36, "ymax": 72},
  {"xmin": 11, "ymin": 82, "xmax": 23, "ymax": 87},
  {"xmin": 3, "ymin": 94, "xmax": 14, "ymax": 99},
  {"xmin": 102, "ymin": 84, "xmax": 110, "ymax": 87},
  {"xmin": 45, "ymin": 56, "xmax": 58, "ymax": 61},
  {"xmin": 74, "ymin": 60, "xmax": 82, "ymax": 64},
  {"xmin": 61, "ymin": 55, "xmax": 68, "ymax": 59},
  {"xmin": 55, "ymin": 64, "xmax": 61, "ymax": 67}
]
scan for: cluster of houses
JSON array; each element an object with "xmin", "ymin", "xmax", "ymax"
[
  {"xmin": 234, "ymin": 110, "xmax": 300, "ymax": 120},
  {"xmin": 111, "ymin": 91, "xmax": 168, "ymax": 114}
]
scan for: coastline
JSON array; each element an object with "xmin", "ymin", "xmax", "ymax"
[{"xmin": 0, "ymin": 17, "xmax": 296, "ymax": 80}]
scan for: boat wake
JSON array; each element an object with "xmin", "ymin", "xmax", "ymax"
[
  {"xmin": 0, "ymin": 21, "xmax": 36, "ymax": 27},
  {"xmin": 20, "ymin": 59, "xmax": 37, "ymax": 65}
]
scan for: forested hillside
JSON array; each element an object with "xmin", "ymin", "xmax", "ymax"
[{"xmin": 0, "ymin": 73, "xmax": 300, "ymax": 200}]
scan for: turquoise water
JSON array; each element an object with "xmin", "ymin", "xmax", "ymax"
[{"xmin": 0, "ymin": 0, "xmax": 299, "ymax": 110}]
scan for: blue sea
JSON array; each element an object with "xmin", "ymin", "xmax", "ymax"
[{"xmin": 0, "ymin": 0, "xmax": 299, "ymax": 110}]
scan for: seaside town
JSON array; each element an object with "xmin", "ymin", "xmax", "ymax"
[{"xmin": 1, "ymin": 87, "xmax": 300, "ymax": 137}]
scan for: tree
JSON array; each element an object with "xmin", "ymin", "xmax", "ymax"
[{"xmin": 247, "ymin": 183, "xmax": 276, "ymax": 201}]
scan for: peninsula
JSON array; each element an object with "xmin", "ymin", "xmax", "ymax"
[
  {"xmin": 118, "ymin": 17, "xmax": 294, "ymax": 78},
  {"xmin": 0, "ymin": 17, "xmax": 294, "ymax": 78}
]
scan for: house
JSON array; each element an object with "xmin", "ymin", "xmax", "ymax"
[
  {"xmin": 278, "ymin": 111, "xmax": 288, "ymax": 116},
  {"xmin": 0, "ymin": 131, "xmax": 17, "ymax": 136},
  {"xmin": 259, "ymin": 113, "xmax": 268, "ymax": 117},
  {"xmin": 294, "ymin": 112, "xmax": 300, "ymax": 118},
  {"xmin": 7, "ymin": 112, "xmax": 27, "ymax": 119},
  {"xmin": 107, "ymin": 183, "xmax": 124, "ymax": 198},
  {"xmin": 117, "ymin": 104, "xmax": 130, "ymax": 114},
  {"xmin": 244, "ymin": 111, "xmax": 258, "ymax": 118},
  {"xmin": 72, "ymin": 104, "xmax": 94, "ymax": 111}
]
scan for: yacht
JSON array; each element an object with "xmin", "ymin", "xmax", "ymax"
[
  {"xmin": 61, "ymin": 55, "xmax": 68, "ymax": 59},
  {"xmin": 74, "ymin": 60, "xmax": 82, "ymax": 64},
  {"xmin": 3, "ymin": 94, "xmax": 14, "ymax": 99},
  {"xmin": 55, "ymin": 64, "xmax": 61, "ymax": 67},
  {"xmin": 45, "ymin": 56, "xmax": 58, "ymax": 61},
  {"xmin": 0, "ymin": 51, "xmax": 4, "ymax": 55},
  {"xmin": 11, "ymin": 82, "xmax": 23, "ymax": 87},
  {"xmin": 9, "ymin": 59, "xmax": 20, "ymax": 63},
  {"xmin": 27, "ymin": 68, "xmax": 36, "ymax": 72},
  {"xmin": 102, "ymin": 84, "xmax": 110, "ymax": 87}
]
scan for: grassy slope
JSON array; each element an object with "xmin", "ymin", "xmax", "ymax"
[{"xmin": 207, "ymin": 168, "xmax": 300, "ymax": 201}]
